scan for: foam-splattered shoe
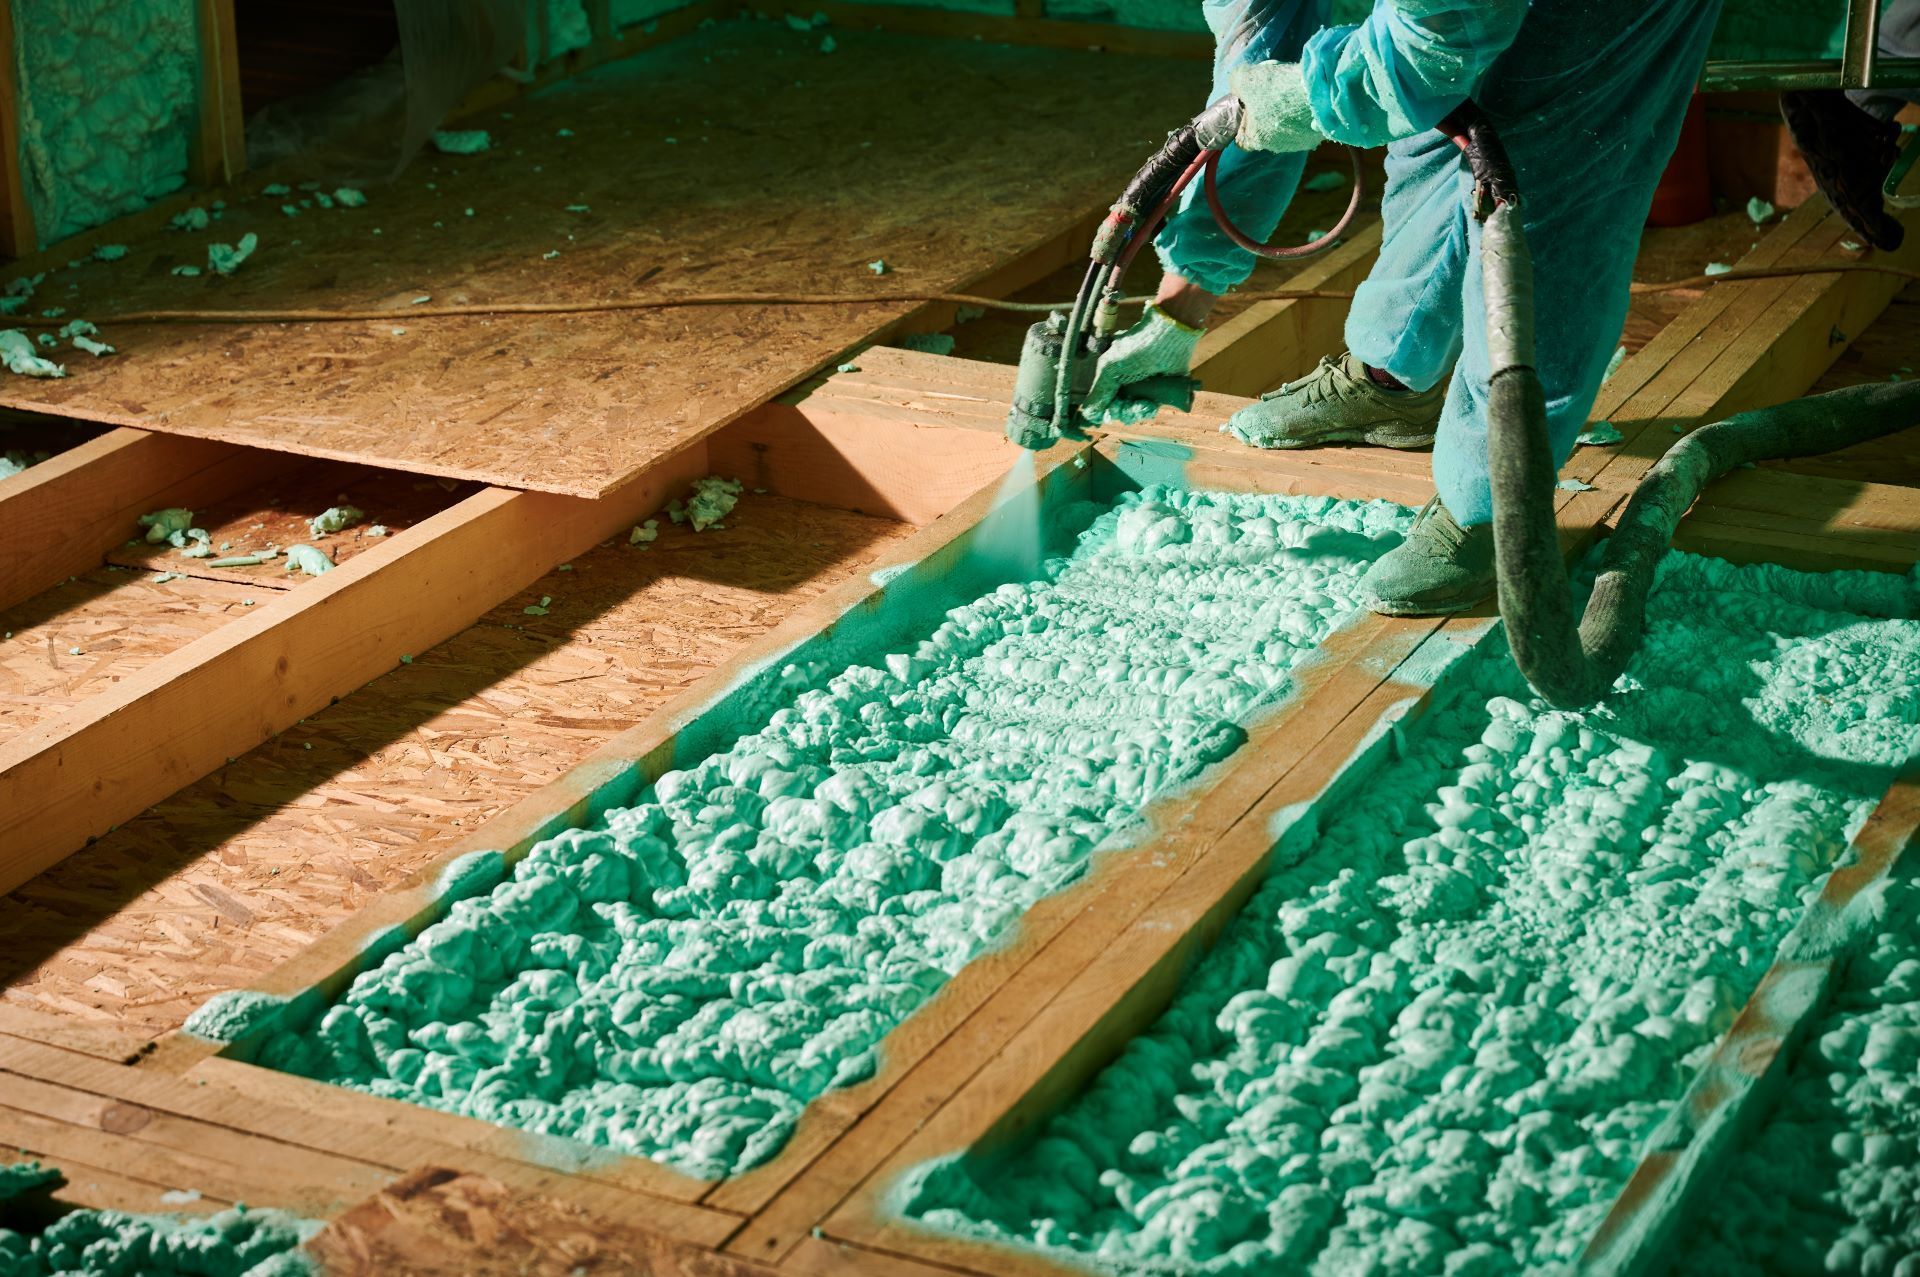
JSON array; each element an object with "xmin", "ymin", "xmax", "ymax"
[
  {"xmin": 1223, "ymin": 352, "xmax": 1444, "ymax": 450},
  {"xmin": 1360, "ymin": 495, "xmax": 1494, "ymax": 617}
]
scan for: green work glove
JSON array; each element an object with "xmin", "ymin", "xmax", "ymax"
[
  {"xmin": 1229, "ymin": 61, "xmax": 1324, "ymax": 154},
  {"xmin": 1080, "ymin": 305, "xmax": 1203, "ymax": 426}
]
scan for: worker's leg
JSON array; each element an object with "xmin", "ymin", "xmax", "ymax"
[
  {"xmin": 1082, "ymin": 0, "xmax": 1326, "ymax": 427},
  {"xmin": 1344, "ymin": 132, "xmax": 1471, "ymax": 391},
  {"xmin": 1152, "ymin": 0, "xmax": 1327, "ymax": 296},
  {"xmin": 1221, "ymin": 133, "xmax": 1462, "ymax": 449},
  {"xmin": 1364, "ymin": 0, "xmax": 1725, "ymax": 615}
]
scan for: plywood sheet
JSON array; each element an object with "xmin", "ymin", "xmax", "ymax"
[{"xmin": 0, "ymin": 25, "xmax": 1202, "ymax": 496}]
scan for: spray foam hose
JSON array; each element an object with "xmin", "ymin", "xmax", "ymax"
[{"xmin": 1480, "ymin": 172, "xmax": 1920, "ymax": 710}]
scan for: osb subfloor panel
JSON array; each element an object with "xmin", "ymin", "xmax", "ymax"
[
  {"xmin": 0, "ymin": 495, "xmax": 917, "ymax": 1038},
  {"xmin": 0, "ymin": 569, "xmax": 260, "ymax": 739},
  {"xmin": 0, "ymin": 24, "xmax": 1203, "ymax": 498},
  {"xmin": 1783, "ymin": 281, "xmax": 1920, "ymax": 489}
]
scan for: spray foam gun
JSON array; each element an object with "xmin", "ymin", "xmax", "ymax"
[{"xmin": 1004, "ymin": 95, "xmax": 1365, "ymax": 450}]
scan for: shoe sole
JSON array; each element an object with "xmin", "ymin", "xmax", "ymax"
[
  {"xmin": 1250, "ymin": 423, "xmax": 1436, "ymax": 451},
  {"xmin": 1363, "ymin": 584, "xmax": 1494, "ymax": 618}
]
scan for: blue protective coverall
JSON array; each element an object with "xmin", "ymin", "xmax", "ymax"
[
  {"xmin": 1302, "ymin": 0, "xmax": 1724, "ymax": 525},
  {"xmin": 1154, "ymin": 0, "xmax": 1330, "ymax": 294}
]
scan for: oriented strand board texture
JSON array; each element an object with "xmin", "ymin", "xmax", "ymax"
[
  {"xmin": 0, "ymin": 25, "xmax": 1202, "ymax": 496},
  {"xmin": 0, "ymin": 495, "xmax": 916, "ymax": 1040}
]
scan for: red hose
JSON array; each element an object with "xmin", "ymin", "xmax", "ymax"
[
  {"xmin": 1107, "ymin": 149, "xmax": 1215, "ymax": 294},
  {"xmin": 1203, "ymin": 144, "xmax": 1366, "ymax": 259}
]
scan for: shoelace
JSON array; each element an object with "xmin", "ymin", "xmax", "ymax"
[
  {"xmin": 1262, "ymin": 354, "xmax": 1354, "ymax": 406},
  {"xmin": 1410, "ymin": 496, "xmax": 1468, "ymax": 555}
]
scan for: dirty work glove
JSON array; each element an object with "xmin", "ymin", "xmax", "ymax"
[
  {"xmin": 1229, "ymin": 61, "xmax": 1324, "ymax": 154},
  {"xmin": 1080, "ymin": 305, "xmax": 1203, "ymax": 426}
]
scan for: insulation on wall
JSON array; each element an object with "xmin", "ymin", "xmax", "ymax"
[
  {"xmin": 1710, "ymin": 0, "xmax": 1851, "ymax": 60},
  {"xmin": 537, "ymin": 0, "xmax": 594, "ymax": 62},
  {"xmin": 10, "ymin": 0, "xmax": 202, "ymax": 246}
]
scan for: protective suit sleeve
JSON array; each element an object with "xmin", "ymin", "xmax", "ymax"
[{"xmin": 1300, "ymin": 0, "xmax": 1530, "ymax": 147}]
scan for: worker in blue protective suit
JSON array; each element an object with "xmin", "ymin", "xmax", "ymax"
[
  {"xmin": 1077, "ymin": 0, "xmax": 1330, "ymax": 423},
  {"xmin": 1089, "ymin": 0, "xmax": 1724, "ymax": 617}
]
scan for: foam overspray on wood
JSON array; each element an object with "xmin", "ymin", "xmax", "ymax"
[
  {"xmin": 897, "ymin": 553, "xmax": 1920, "ymax": 1275},
  {"xmin": 250, "ymin": 488, "xmax": 1413, "ymax": 1179}
]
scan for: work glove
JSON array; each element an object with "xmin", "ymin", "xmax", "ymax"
[
  {"xmin": 1080, "ymin": 305, "xmax": 1203, "ymax": 426},
  {"xmin": 1229, "ymin": 61, "xmax": 1324, "ymax": 154}
]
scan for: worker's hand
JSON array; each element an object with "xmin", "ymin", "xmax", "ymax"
[
  {"xmin": 1081, "ymin": 306, "xmax": 1204, "ymax": 426},
  {"xmin": 1229, "ymin": 61, "xmax": 1324, "ymax": 154}
]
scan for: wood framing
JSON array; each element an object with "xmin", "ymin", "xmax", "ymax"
[
  {"xmin": 0, "ymin": 0, "xmax": 35, "ymax": 258},
  {"xmin": 0, "ymin": 429, "xmax": 296, "ymax": 612},
  {"xmin": 189, "ymin": 0, "xmax": 246, "ymax": 188},
  {"xmin": 0, "ymin": 445, "xmax": 705, "ymax": 896}
]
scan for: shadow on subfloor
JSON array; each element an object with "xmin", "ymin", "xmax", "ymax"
[{"xmin": 0, "ymin": 496, "xmax": 909, "ymax": 992}]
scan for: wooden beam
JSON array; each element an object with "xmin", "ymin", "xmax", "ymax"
[
  {"xmin": 0, "ymin": 429, "xmax": 297, "ymax": 612},
  {"xmin": 0, "ymin": 0, "xmax": 38, "ymax": 257},
  {"xmin": 1190, "ymin": 220, "xmax": 1380, "ymax": 397},
  {"xmin": 0, "ymin": 444, "xmax": 707, "ymax": 896},
  {"xmin": 0, "ymin": 1034, "xmax": 741, "ymax": 1247},
  {"xmin": 189, "ymin": 0, "xmax": 246, "ymax": 188}
]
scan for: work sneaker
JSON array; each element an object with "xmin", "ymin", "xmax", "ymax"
[
  {"xmin": 1361, "ymin": 496, "xmax": 1495, "ymax": 617},
  {"xmin": 1223, "ymin": 352, "xmax": 1444, "ymax": 450}
]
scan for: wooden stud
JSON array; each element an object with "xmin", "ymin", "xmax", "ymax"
[
  {"xmin": 0, "ymin": 444, "xmax": 708, "ymax": 896},
  {"xmin": 0, "ymin": 1035, "xmax": 742, "ymax": 1247},
  {"xmin": 0, "ymin": 0, "xmax": 38, "ymax": 257},
  {"xmin": 189, "ymin": 0, "xmax": 246, "ymax": 188}
]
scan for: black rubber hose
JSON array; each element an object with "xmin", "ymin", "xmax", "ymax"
[{"xmin": 1483, "ymin": 190, "xmax": 1920, "ymax": 706}]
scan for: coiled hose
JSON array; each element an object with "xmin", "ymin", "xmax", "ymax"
[{"xmin": 1468, "ymin": 108, "xmax": 1920, "ymax": 710}]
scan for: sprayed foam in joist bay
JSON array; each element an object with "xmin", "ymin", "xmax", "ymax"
[
  {"xmin": 898, "ymin": 553, "xmax": 1920, "ymax": 1275},
  {"xmin": 254, "ymin": 487, "xmax": 1412, "ymax": 1178}
]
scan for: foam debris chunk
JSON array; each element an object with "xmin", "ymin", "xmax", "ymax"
[
  {"xmin": 283, "ymin": 544, "xmax": 335, "ymax": 577},
  {"xmin": 138, "ymin": 508, "xmax": 194, "ymax": 544},
  {"xmin": 333, "ymin": 187, "xmax": 367, "ymax": 207},
  {"xmin": 431, "ymin": 129, "xmax": 492, "ymax": 155},
  {"xmin": 674, "ymin": 475, "xmax": 744, "ymax": 531},
  {"xmin": 629, "ymin": 518, "xmax": 659, "ymax": 545},
  {"xmin": 207, "ymin": 232, "xmax": 259, "ymax": 276},
  {"xmin": 900, "ymin": 552, "xmax": 1920, "ymax": 1272},
  {"xmin": 307, "ymin": 505, "xmax": 365, "ymax": 537},
  {"xmin": 1704, "ymin": 260, "xmax": 1733, "ymax": 277},
  {"xmin": 1576, "ymin": 421, "xmax": 1624, "ymax": 447},
  {"xmin": 1746, "ymin": 196, "xmax": 1775, "ymax": 224},
  {"xmin": 256, "ymin": 489, "xmax": 1414, "ymax": 1179},
  {"xmin": 0, "ymin": 330, "xmax": 66, "ymax": 378}
]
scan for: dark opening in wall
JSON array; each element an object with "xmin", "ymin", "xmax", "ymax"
[{"xmin": 235, "ymin": 0, "xmax": 402, "ymax": 114}]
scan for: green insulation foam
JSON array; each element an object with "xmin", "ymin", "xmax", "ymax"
[
  {"xmin": 253, "ymin": 488, "xmax": 1414, "ymax": 1180},
  {"xmin": 0, "ymin": 1189, "xmax": 318, "ymax": 1276},
  {"xmin": 898, "ymin": 552, "xmax": 1920, "ymax": 1275},
  {"xmin": 538, "ymin": 0, "xmax": 594, "ymax": 62},
  {"xmin": 1678, "ymin": 880, "xmax": 1920, "ymax": 1276},
  {"xmin": 10, "ymin": 0, "xmax": 200, "ymax": 246}
]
